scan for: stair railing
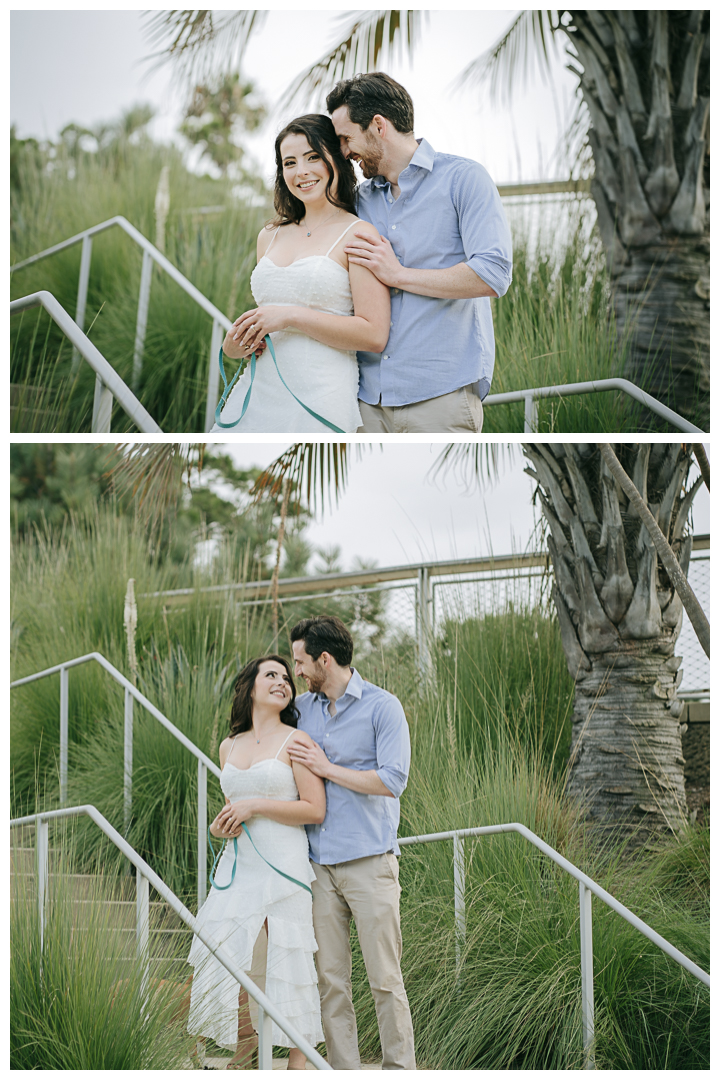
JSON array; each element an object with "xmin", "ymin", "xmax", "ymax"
[
  {"xmin": 9, "ymin": 804, "xmax": 331, "ymax": 1071},
  {"xmin": 11, "ymin": 216, "xmax": 233, "ymax": 432},
  {"xmin": 483, "ymin": 380, "xmax": 704, "ymax": 434},
  {"xmin": 11, "ymin": 219, "xmax": 706, "ymax": 437},
  {"xmin": 11, "ymin": 652, "xmax": 218, "ymax": 909},
  {"xmin": 399, "ymin": 825, "xmax": 710, "ymax": 1069},
  {"xmin": 9, "ymin": 291, "xmax": 162, "ymax": 433}
]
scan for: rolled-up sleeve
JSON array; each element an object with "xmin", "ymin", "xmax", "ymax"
[
  {"xmin": 373, "ymin": 696, "xmax": 411, "ymax": 798},
  {"xmin": 454, "ymin": 162, "xmax": 513, "ymax": 297}
]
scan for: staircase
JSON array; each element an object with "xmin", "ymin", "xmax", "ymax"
[
  {"xmin": 10, "ymin": 820, "xmax": 360, "ymax": 1070},
  {"xmin": 10, "ymin": 821, "xmax": 191, "ymax": 975}
]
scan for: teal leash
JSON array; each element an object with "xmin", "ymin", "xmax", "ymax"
[
  {"xmin": 207, "ymin": 825, "xmax": 312, "ymax": 894},
  {"xmin": 214, "ymin": 337, "xmax": 344, "ymax": 432}
]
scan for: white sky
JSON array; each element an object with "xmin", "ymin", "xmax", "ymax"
[
  {"xmin": 210, "ymin": 442, "xmax": 710, "ymax": 573},
  {"xmin": 10, "ymin": 8, "xmax": 581, "ymax": 186}
]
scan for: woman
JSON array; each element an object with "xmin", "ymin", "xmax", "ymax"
[
  {"xmin": 187, "ymin": 656, "xmax": 325, "ymax": 1069},
  {"xmin": 211, "ymin": 114, "xmax": 390, "ymax": 433}
]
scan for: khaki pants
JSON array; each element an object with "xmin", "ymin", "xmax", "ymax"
[
  {"xmin": 311, "ymin": 854, "xmax": 416, "ymax": 1070},
  {"xmin": 358, "ymin": 384, "xmax": 484, "ymax": 433}
]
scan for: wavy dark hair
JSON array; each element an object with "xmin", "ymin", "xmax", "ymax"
[
  {"xmin": 229, "ymin": 655, "xmax": 299, "ymax": 737},
  {"xmin": 271, "ymin": 113, "xmax": 357, "ymax": 227}
]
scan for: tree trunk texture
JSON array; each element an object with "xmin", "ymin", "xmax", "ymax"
[
  {"xmin": 523, "ymin": 443, "xmax": 702, "ymax": 846},
  {"xmin": 566, "ymin": 11, "xmax": 710, "ymax": 426}
]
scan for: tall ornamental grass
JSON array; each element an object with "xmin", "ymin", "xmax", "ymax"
[
  {"xmin": 11, "ymin": 142, "xmax": 269, "ymax": 432},
  {"xmin": 11, "ymin": 511, "xmax": 709, "ymax": 1067},
  {"xmin": 10, "ymin": 832, "xmax": 191, "ymax": 1069},
  {"xmin": 351, "ymin": 665, "xmax": 709, "ymax": 1069},
  {"xmin": 436, "ymin": 605, "xmax": 575, "ymax": 774}
]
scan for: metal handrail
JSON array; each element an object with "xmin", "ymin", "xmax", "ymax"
[
  {"xmin": 483, "ymin": 379, "xmax": 705, "ymax": 434},
  {"xmin": 11, "ymin": 218, "xmax": 707, "ymax": 437},
  {"xmin": 11, "ymin": 215, "xmax": 233, "ymax": 431},
  {"xmin": 10, "ymin": 652, "xmax": 219, "ymax": 909},
  {"xmin": 9, "ymin": 804, "xmax": 331, "ymax": 1071},
  {"xmin": 10, "ymin": 291, "xmax": 162, "ymax": 433},
  {"xmin": 399, "ymin": 824, "xmax": 710, "ymax": 1068}
]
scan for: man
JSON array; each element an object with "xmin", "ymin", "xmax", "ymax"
[
  {"xmin": 287, "ymin": 615, "xmax": 415, "ymax": 1071},
  {"xmin": 327, "ymin": 72, "xmax": 513, "ymax": 433}
]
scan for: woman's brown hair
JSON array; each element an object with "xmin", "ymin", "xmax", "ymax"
[
  {"xmin": 229, "ymin": 655, "xmax": 299, "ymax": 737},
  {"xmin": 271, "ymin": 113, "xmax": 357, "ymax": 227}
]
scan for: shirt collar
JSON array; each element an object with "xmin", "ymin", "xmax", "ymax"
[
  {"xmin": 314, "ymin": 667, "xmax": 364, "ymax": 705},
  {"xmin": 368, "ymin": 137, "xmax": 435, "ymax": 189}
]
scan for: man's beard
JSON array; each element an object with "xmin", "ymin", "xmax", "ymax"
[
  {"xmin": 355, "ymin": 136, "xmax": 384, "ymax": 178},
  {"xmin": 304, "ymin": 667, "xmax": 327, "ymax": 695}
]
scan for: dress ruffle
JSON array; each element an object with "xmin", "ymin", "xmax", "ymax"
[{"xmin": 187, "ymin": 759, "xmax": 323, "ymax": 1050}]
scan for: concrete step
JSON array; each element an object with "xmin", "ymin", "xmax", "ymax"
[{"xmin": 184, "ymin": 1056, "xmax": 382, "ymax": 1070}]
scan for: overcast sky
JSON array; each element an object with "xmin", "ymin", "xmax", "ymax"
[
  {"xmin": 11, "ymin": 7, "xmax": 581, "ymax": 186},
  {"xmin": 210, "ymin": 442, "xmax": 710, "ymax": 573}
]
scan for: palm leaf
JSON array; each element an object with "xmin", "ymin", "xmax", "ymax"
[
  {"xmin": 428, "ymin": 444, "xmax": 512, "ymax": 491},
  {"xmin": 452, "ymin": 10, "xmax": 561, "ymax": 105},
  {"xmin": 277, "ymin": 9, "xmax": 424, "ymax": 114},
  {"xmin": 109, "ymin": 443, "xmax": 205, "ymax": 533},
  {"xmin": 251, "ymin": 442, "xmax": 368, "ymax": 516},
  {"xmin": 141, "ymin": 10, "xmax": 267, "ymax": 84}
]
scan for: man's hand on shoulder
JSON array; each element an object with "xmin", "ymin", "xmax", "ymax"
[
  {"xmin": 287, "ymin": 736, "xmax": 331, "ymax": 778},
  {"xmin": 345, "ymin": 229, "xmax": 404, "ymax": 288}
]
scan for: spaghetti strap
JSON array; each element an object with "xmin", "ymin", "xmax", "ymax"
[
  {"xmin": 325, "ymin": 220, "xmax": 358, "ymax": 258},
  {"xmin": 264, "ymin": 226, "xmax": 281, "ymax": 256},
  {"xmin": 224, "ymin": 733, "xmax": 240, "ymax": 769},
  {"xmin": 274, "ymin": 731, "xmax": 296, "ymax": 759}
]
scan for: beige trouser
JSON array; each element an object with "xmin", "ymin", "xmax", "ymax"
[
  {"xmin": 311, "ymin": 854, "xmax": 416, "ymax": 1071},
  {"xmin": 358, "ymin": 384, "xmax": 484, "ymax": 433}
]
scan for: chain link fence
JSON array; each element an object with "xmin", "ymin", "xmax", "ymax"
[{"xmin": 233, "ymin": 543, "xmax": 708, "ymax": 700}]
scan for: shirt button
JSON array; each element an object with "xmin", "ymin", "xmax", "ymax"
[
  {"xmin": 390, "ymin": 321, "xmax": 393, "ymax": 327},
  {"xmin": 383, "ymin": 354, "xmax": 390, "ymax": 360},
  {"xmin": 321, "ymin": 828, "xmax": 326, "ymax": 832},
  {"xmin": 391, "ymin": 225, "xmax": 397, "ymax": 230}
]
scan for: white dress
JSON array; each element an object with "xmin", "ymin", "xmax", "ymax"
[
  {"xmin": 187, "ymin": 734, "xmax": 323, "ymax": 1050},
  {"xmin": 211, "ymin": 222, "xmax": 363, "ymax": 433}
]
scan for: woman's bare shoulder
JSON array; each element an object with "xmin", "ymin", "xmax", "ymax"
[
  {"xmin": 218, "ymin": 733, "xmax": 238, "ymax": 757},
  {"xmin": 349, "ymin": 217, "xmax": 380, "ymax": 239},
  {"xmin": 284, "ymin": 727, "xmax": 312, "ymax": 746},
  {"xmin": 257, "ymin": 223, "xmax": 279, "ymax": 255}
]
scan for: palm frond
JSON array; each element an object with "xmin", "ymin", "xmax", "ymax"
[
  {"xmin": 551, "ymin": 85, "xmax": 592, "ymax": 179},
  {"xmin": 252, "ymin": 442, "xmax": 372, "ymax": 515},
  {"xmin": 428, "ymin": 444, "xmax": 512, "ymax": 492},
  {"xmin": 452, "ymin": 10, "xmax": 562, "ymax": 105},
  {"xmin": 141, "ymin": 10, "xmax": 267, "ymax": 84},
  {"xmin": 109, "ymin": 443, "xmax": 205, "ymax": 532},
  {"xmin": 276, "ymin": 9, "xmax": 424, "ymax": 115}
]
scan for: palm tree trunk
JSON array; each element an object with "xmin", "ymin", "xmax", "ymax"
[
  {"xmin": 598, "ymin": 443, "xmax": 709, "ymax": 657},
  {"xmin": 611, "ymin": 236, "xmax": 709, "ymax": 424},
  {"xmin": 523, "ymin": 442, "xmax": 701, "ymax": 845}
]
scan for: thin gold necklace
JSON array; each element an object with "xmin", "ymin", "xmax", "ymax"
[{"xmin": 303, "ymin": 207, "xmax": 341, "ymax": 237}]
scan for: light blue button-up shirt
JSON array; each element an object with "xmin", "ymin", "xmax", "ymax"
[
  {"xmin": 296, "ymin": 668, "xmax": 411, "ymax": 865},
  {"xmin": 356, "ymin": 138, "xmax": 513, "ymax": 404}
]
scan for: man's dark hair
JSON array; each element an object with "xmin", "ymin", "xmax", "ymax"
[
  {"xmin": 290, "ymin": 615, "xmax": 354, "ymax": 667},
  {"xmin": 326, "ymin": 72, "xmax": 414, "ymax": 133}
]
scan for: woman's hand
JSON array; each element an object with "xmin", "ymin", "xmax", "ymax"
[
  {"xmin": 221, "ymin": 326, "xmax": 266, "ymax": 361},
  {"xmin": 230, "ymin": 306, "xmax": 298, "ymax": 354},
  {"xmin": 211, "ymin": 799, "xmax": 259, "ymax": 838}
]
